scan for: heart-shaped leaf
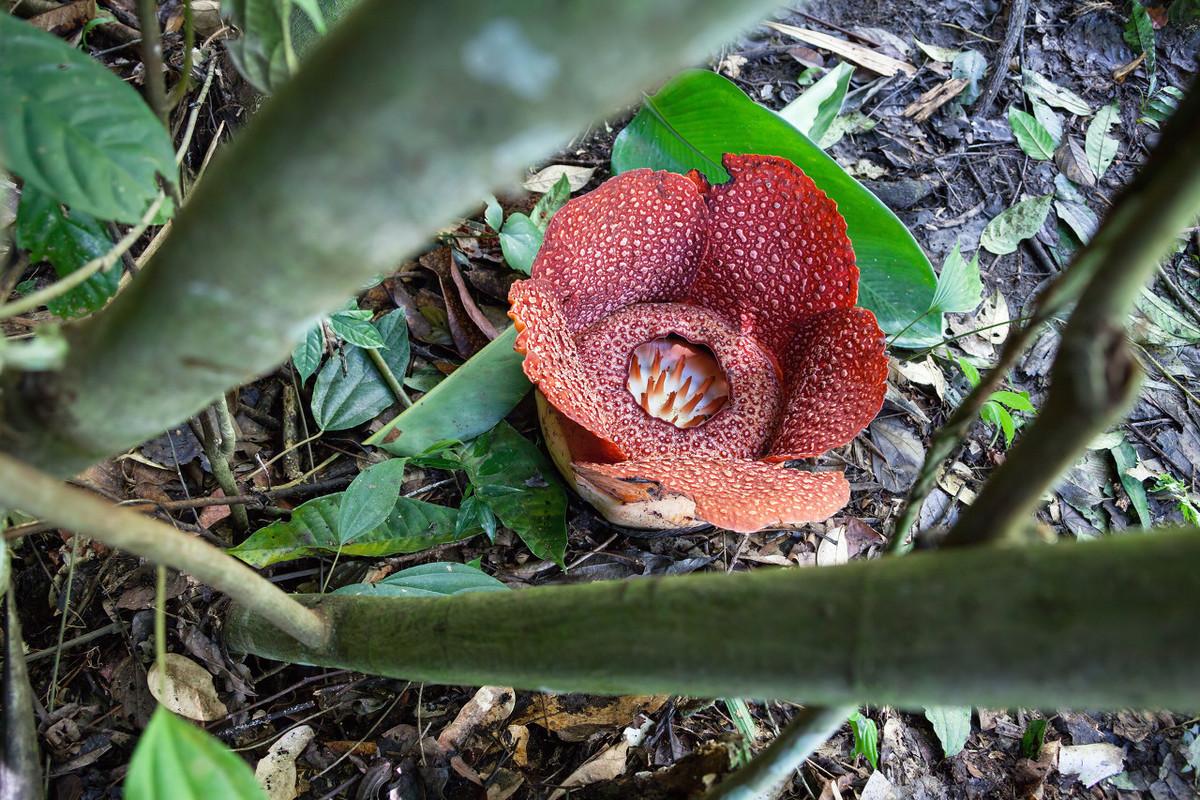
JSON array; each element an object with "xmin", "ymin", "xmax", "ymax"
[
  {"xmin": 924, "ymin": 705, "xmax": 972, "ymax": 757},
  {"xmin": 311, "ymin": 309, "xmax": 410, "ymax": 430},
  {"xmin": 609, "ymin": 70, "xmax": 940, "ymax": 347},
  {"xmin": 336, "ymin": 457, "xmax": 409, "ymax": 544}
]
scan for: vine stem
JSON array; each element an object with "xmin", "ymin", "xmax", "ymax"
[{"xmin": 0, "ymin": 451, "xmax": 331, "ymax": 648}]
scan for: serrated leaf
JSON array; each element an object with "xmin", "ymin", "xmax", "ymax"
[
  {"xmin": 336, "ymin": 457, "xmax": 408, "ymax": 544},
  {"xmin": 456, "ymin": 422, "xmax": 567, "ymax": 567},
  {"xmin": 609, "ymin": 69, "xmax": 940, "ymax": 347},
  {"xmin": 334, "ymin": 561, "xmax": 508, "ymax": 597},
  {"xmin": 498, "ymin": 213, "xmax": 542, "ymax": 275},
  {"xmin": 291, "ymin": 323, "xmax": 325, "ymax": 382},
  {"xmin": 980, "ymin": 194, "xmax": 1053, "ymax": 255},
  {"xmin": 0, "ymin": 15, "xmax": 176, "ymax": 223},
  {"xmin": 778, "ymin": 61, "xmax": 854, "ymax": 144},
  {"xmin": 924, "ymin": 706, "xmax": 971, "ymax": 757},
  {"xmin": 311, "ymin": 309, "xmax": 409, "ymax": 431},
  {"xmin": 928, "ymin": 244, "xmax": 982, "ymax": 314},
  {"xmin": 14, "ymin": 186, "xmax": 120, "ymax": 318},
  {"xmin": 126, "ymin": 706, "xmax": 266, "ymax": 800},
  {"xmin": 1084, "ymin": 103, "xmax": 1120, "ymax": 180},
  {"xmin": 228, "ymin": 492, "xmax": 478, "ymax": 567},
  {"xmin": 1021, "ymin": 69, "xmax": 1092, "ymax": 116},
  {"xmin": 847, "ymin": 710, "xmax": 879, "ymax": 770},
  {"xmin": 328, "ymin": 309, "xmax": 386, "ymax": 349},
  {"xmin": 369, "ymin": 326, "xmax": 531, "ymax": 457},
  {"xmin": 1007, "ymin": 107, "xmax": 1057, "ymax": 160}
]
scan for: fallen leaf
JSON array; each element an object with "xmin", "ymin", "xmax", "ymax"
[
  {"xmin": 767, "ymin": 22, "xmax": 916, "ymax": 76},
  {"xmin": 1055, "ymin": 138, "xmax": 1096, "ymax": 187},
  {"xmin": 511, "ymin": 694, "xmax": 667, "ymax": 742},
  {"xmin": 1058, "ymin": 742, "xmax": 1124, "ymax": 787},
  {"xmin": 549, "ymin": 740, "xmax": 631, "ymax": 800},
  {"xmin": 860, "ymin": 770, "xmax": 900, "ymax": 800},
  {"xmin": 27, "ymin": 0, "xmax": 93, "ymax": 31},
  {"xmin": 437, "ymin": 686, "xmax": 516, "ymax": 752},
  {"xmin": 147, "ymin": 653, "xmax": 228, "ymax": 722},
  {"xmin": 718, "ymin": 53, "xmax": 748, "ymax": 78},
  {"xmin": 903, "ymin": 78, "xmax": 968, "ymax": 122},
  {"xmin": 522, "ymin": 165, "xmax": 594, "ymax": 193},
  {"xmin": 816, "ymin": 525, "xmax": 849, "ymax": 566},
  {"xmin": 893, "ymin": 356, "xmax": 946, "ymax": 400},
  {"xmin": 255, "ymin": 725, "xmax": 315, "ymax": 800}
]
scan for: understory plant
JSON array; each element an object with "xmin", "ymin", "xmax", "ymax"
[{"xmin": 1, "ymin": 0, "xmax": 1199, "ymax": 797}]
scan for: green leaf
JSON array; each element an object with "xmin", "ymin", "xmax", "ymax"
[
  {"xmin": 310, "ymin": 309, "xmax": 410, "ymax": 431},
  {"xmin": 1031, "ymin": 99, "xmax": 1064, "ymax": 142},
  {"xmin": 989, "ymin": 389, "xmax": 1033, "ymax": 412},
  {"xmin": 369, "ymin": 326, "xmax": 531, "ymax": 456},
  {"xmin": 1139, "ymin": 85, "xmax": 1182, "ymax": 129},
  {"xmin": 336, "ymin": 457, "xmax": 409, "ymax": 544},
  {"xmin": 290, "ymin": 0, "xmax": 327, "ymax": 32},
  {"xmin": 982, "ymin": 400, "xmax": 1015, "ymax": 447},
  {"xmin": 291, "ymin": 323, "xmax": 325, "ymax": 382},
  {"xmin": 334, "ymin": 561, "xmax": 508, "ymax": 597},
  {"xmin": 15, "ymin": 186, "xmax": 120, "ymax": 318},
  {"xmin": 222, "ymin": 0, "xmax": 291, "ymax": 92},
  {"xmin": 484, "ymin": 195, "xmax": 504, "ymax": 231},
  {"xmin": 0, "ymin": 327, "xmax": 68, "ymax": 372},
  {"xmin": 847, "ymin": 710, "xmax": 879, "ymax": 770},
  {"xmin": 0, "ymin": 15, "xmax": 176, "ymax": 224},
  {"xmin": 1124, "ymin": 1, "xmax": 1157, "ymax": 77},
  {"xmin": 329, "ymin": 309, "xmax": 386, "ymax": 349},
  {"xmin": 125, "ymin": 707, "xmax": 266, "ymax": 800},
  {"xmin": 1021, "ymin": 719, "xmax": 1048, "ymax": 759},
  {"xmin": 1111, "ymin": 440, "xmax": 1152, "ymax": 528},
  {"xmin": 228, "ymin": 492, "xmax": 477, "ymax": 567},
  {"xmin": 928, "ymin": 245, "xmax": 982, "ymax": 315},
  {"xmin": 924, "ymin": 705, "xmax": 971, "ymax": 757},
  {"xmin": 609, "ymin": 70, "xmax": 940, "ymax": 347},
  {"xmin": 778, "ymin": 61, "xmax": 854, "ymax": 144},
  {"xmin": 951, "ymin": 50, "xmax": 988, "ymax": 105},
  {"xmin": 913, "ymin": 39, "xmax": 962, "ymax": 63},
  {"xmin": 1084, "ymin": 103, "xmax": 1120, "ymax": 180},
  {"xmin": 956, "ymin": 356, "xmax": 981, "ymax": 388},
  {"xmin": 498, "ymin": 213, "xmax": 543, "ymax": 275},
  {"xmin": 529, "ymin": 174, "xmax": 571, "ymax": 229},
  {"xmin": 456, "ymin": 422, "xmax": 567, "ymax": 567},
  {"xmin": 1007, "ymin": 107, "xmax": 1057, "ymax": 160},
  {"xmin": 1021, "ymin": 70, "xmax": 1092, "ymax": 116},
  {"xmin": 980, "ymin": 194, "xmax": 1053, "ymax": 255}
]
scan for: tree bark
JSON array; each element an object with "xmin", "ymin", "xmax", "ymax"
[{"xmin": 226, "ymin": 527, "xmax": 1200, "ymax": 709}]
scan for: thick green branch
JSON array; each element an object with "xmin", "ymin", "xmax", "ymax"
[
  {"xmin": 0, "ymin": 452, "xmax": 330, "ymax": 648},
  {"xmin": 227, "ymin": 528, "xmax": 1200, "ymax": 709},
  {"xmin": 0, "ymin": 0, "xmax": 780, "ymax": 475}
]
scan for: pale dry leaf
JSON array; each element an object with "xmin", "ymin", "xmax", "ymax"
[
  {"xmin": 485, "ymin": 767, "xmax": 525, "ymax": 800},
  {"xmin": 937, "ymin": 462, "xmax": 977, "ymax": 504},
  {"xmin": 860, "ymin": 770, "xmax": 900, "ymax": 800},
  {"xmin": 511, "ymin": 694, "xmax": 667, "ymax": 742},
  {"xmin": 522, "ymin": 165, "xmax": 594, "ymax": 193},
  {"xmin": 893, "ymin": 356, "xmax": 946, "ymax": 401},
  {"xmin": 255, "ymin": 725, "xmax": 315, "ymax": 800},
  {"xmin": 768, "ymin": 22, "xmax": 917, "ymax": 76},
  {"xmin": 437, "ymin": 686, "xmax": 516, "ymax": 752},
  {"xmin": 548, "ymin": 740, "xmax": 631, "ymax": 800},
  {"xmin": 718, "ymin": 53, "xmax": 749, "ymax": 78},
  {"xmin": 816, "ymin": 526, "xmax": 849, "ymax": 566},
  {"xmin": 1058, "ymin": 743, "xmax": 1124, "ymax": 787},
  {"xmin": 147, "ymin": 653, "xmax": 228, "ymax": 721}
]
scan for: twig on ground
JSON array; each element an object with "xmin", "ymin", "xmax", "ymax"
[
  {"xmin": 197, "ymin": 395, "xmax": 249, "ymax": 532},
  {"xmin": 976, "ymin": 0, "xmax": 1029, "ymax": 117}
]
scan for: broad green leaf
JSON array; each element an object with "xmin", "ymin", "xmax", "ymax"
[
  {"xmin": 334, "ymin": 561, "xmax": 508, "ymax": 597},
  {"xmin": 15, "ymin": 186, "xmax": 120, "ymax": 318},
  {"xmin": 290, "ymin": 0, "xmax": 327, "ymax": 32},
  {"xmin": 1021, "ymin": 719, "xmax": 1048, "ymax": 759},
  {"xmin": 1124, "ymin": 1, "xmax": 1157, "ymax": 78},
  {"xmin": 1134, "ymin": 287, "xmax": 1200, "ymax": 346},
  {"xmin": 924, "ymin": 706, "xmax": 971, "ymax": 757},
  {"xmin": 1031, "ymin": 99, "xmax": 1064, "ymax": 141},
  {"xmin": 222, "ymin": 0, "xmax": 292, "ymax": 92},
  {"xmin": 1084, "ymin": 103, "xmax": 1120, "ymax": 180},
  {"xmin": 291, "ymin": 323, "xmax": 325, "ymax": 382},
  {"xmin": 484, "ymin": 195, "xmax": 504, "ymax": 231},
  {"xmin": 610, "ymin": 70, "xmax": 940, "ymax": 347},
  {"xmin": 125, "ymin": 707, "xmax": 266, "ymax": 800},
  {"xmin": 778, "ymin": 61, "xmax": 854, "ymax": 144},
  {"xmin": 951, "ymin": 50, "xmax": 987, "ymax": 105},
  {"xmin": 329, "ymin": 309, "xmax": 386, "ymax": 349},
  {"xmin": 982, "ymin": 400, "xmax": 1015, "ymax": 446},
  {"xmin": 1111, "ymin": 440, "xmax": 1152, "ymax": 528},
  {"xmin": 989, "ymin": 389, "xmax": 1033, "ymax": 412},
  {"xmin": 1021, "ymin": 70, "xmax": 1091, "ymax": 116},
  {"xmin": 228, "ymin": 492, "xmax": 477, "ymax": 567},
  {"xmin": 1139, "ymin": 85, "xmax": 1182, "ymax": 129},
  {"xmin": 369, "ymin": 326, "xmax": 531, "ymax": 456},
  {"xmin": 529, "ymin": 174, "xmax": 571, "ymax": 229},
  {"xmin": 928, "ymin": 245, "xmax": 982, "ymax": 314},
  {"xmin": 956, "ymin": 356, "xmax": 981, "ymax": 388},
  {"xmin": 913, "ymin": 39, "xmax": 961, "ymax": 63},
  {"xmin": 0, "ymin": 16, "xmax": 176, "ymax": 224},
  {"xmin": 336, "ymin": 457, "xmax": 408, "ymax": 544},
  {"xmin": 311, "ymin": 309, "xmax": 410, "ymax": 430},
  {"xmin": 980, "ymin": 194, "xmax": 1053, "ymax": 255},
  {"xmin": 498, "ymin": 213, "xmax": 543, "ymax": 275},
  {"xmin": 847, "ymin": 710, "xmax": 879, "ymax": 770},
  {"xmin": 1007, "ymin": 107, "xmax": 1057, "ymax": 161},
  {"xmin": 457, "ymin": 422, "xmax": 567, "ymax": 566}
]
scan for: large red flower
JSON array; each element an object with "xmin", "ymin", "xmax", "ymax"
[{"xmin": 508, "ymin": 154, "xmax": 888, "ymax": 533}]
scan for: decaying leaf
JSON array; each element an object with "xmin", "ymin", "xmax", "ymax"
[
  {"xmin": 1058, "ymin": 742, "xmax": 1125, "ymax": 787},
  {"xmin": 511, "ymin": 694, "xmax": 668, "ymax": 742},
  {"xmin": 437, "ymin": 686, "xmax": 516, "ymax": 752},
  {"xmin": 816, "ymin": 525, "xmax": 849, "ymax": 566},
  {"xmin": 523, "ymin": 164, "xmax": 595, "ymax": 193},
  {"xmin": 254, "ymin": 725, "xmax": 315, "ymax": 800},
  {"xmin": 147, "ymin": 653, "xmax": 228, "ymax": 722},
  {"xmin": 548, "ymin": 739, "xmax": 632, "ymax": 800}
]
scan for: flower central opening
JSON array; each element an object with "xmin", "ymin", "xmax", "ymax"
[{"xmin": 627, "ymin": 336, "xmax": 729, "ymax": 429}]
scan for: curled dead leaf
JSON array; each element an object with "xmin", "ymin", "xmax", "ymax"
[
  {"xmin": 255, "ymin": 725, "xmax": 315, "ymax": 800},
  {"xmin": 147, "ymin": 653, "xmax": 228, "ymax": 721}
]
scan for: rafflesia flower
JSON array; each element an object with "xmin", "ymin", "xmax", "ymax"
[{"xmin": 508, "ymin": 154, "xmax": 889, "ymax": 533}]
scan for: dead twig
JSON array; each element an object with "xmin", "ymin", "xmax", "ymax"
[{"xmin": 975, "ymin": 0, "xmax": 1029, "ymax": 117}]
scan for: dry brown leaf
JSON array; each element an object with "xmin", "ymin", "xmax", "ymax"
[
  {"xmin": 147, "ymin": 653, "xmax": 228, "ymax": 721},
  {"xmin": 28, "ymin": 0, "xmax": 93, "ymax": 31},
  {"xmin": 437, "ymin": 686, "xmax": 516, "ymax": 752},
  {"xmin": 892, "ymin": 356, "xmax": 946, "ymax": 401},
  {"xmin": 767, "ymin": 22, "xmax": 916, "ymax": 76},
  {"xmin": 255, "ymin": 725, "xmax": 315, "ymax": 800},
  {"xmin": 485, "ymin": 767, "xmax": 525, "ymax": 800},
  {"xmin": 511, "ymin": 694, "xmax": 668, "ymax": 742},
  {"xmin": 522, "ymin": 164, "xmax": 595, "ymax": 193},
  {"xmin": 549, "ymin": 740, "xmax": 631, "ymax": 800},
  {"xmin": 903, "ymin": 78, "xmax": 969, "ymax": 122}
]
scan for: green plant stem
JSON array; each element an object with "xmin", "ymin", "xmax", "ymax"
[
  {"xmin": 198, "ymin": 396, "xmax": 249, "ymax": 532},
  {"xmin": 135, "ymin": 0, "xmax": 169, "ymax": 128},
  {"xmin": 945, "ymin": 84, "xmax": 1200, "ymax": 547},
  {"xmin": 890, "ymin": 81, "xmax": 1200, "ymax": 554},
  {"xmin": 226, "ymin": 527, "xmax": 1200, "ymax": 709},
  {"xmin": 165, "ymin": 0, "xmax": 194, "ymax": 110},
  {"xmin": 0, "ymin": 451, "xmax": 330, "ymax": 649},
  {"xmin": 366, "ymin": 346, "xmax": 412, "ymax": 408},
  {"xmin": 706, "ymin": 706, "xmax": 854, "ymax": 800},
  {"xmin": 154, "ymin": 564, "xmax": 167, "ymax": 677},
  {"xmin": 0, "ymin": 0, "xmax": 782, "ymax": 476},
  {"xmin": 47, "ymin": 532, "xmax": 79, "ymax": 713}
]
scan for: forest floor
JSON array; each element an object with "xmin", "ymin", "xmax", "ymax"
[{"xmin": 4, "ymin": 0, "xmax": 1200, "ymax": 798}]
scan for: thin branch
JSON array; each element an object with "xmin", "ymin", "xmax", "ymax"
[
  {"xmin": 135, "ymin": 0, "xmax": 169, "ymax": 127},
  {"xmin": 366, "ymin": 346, "xmax": 413, "ymax": 408},
  {"xmin": 0, "ymin": 452, "xmax": 330, "ymax": 648},
  {"xmin": 975, "ymin": 0, "xmax": 1029, "ymax": 117}
]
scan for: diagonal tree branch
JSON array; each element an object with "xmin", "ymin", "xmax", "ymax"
[{"xmin": 0, "ymin": 0, "xmax": 782, "ymax": 475}]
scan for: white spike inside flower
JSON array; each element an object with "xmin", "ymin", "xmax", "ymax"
[{"xmin": 626, "ymin": 337, "xmax": 729, "ymax": 429}]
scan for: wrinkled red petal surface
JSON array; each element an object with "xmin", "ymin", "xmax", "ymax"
[
  {"xmin": 767, "ymin": 307, "xmax": 888, "ymax": 460},
  {"xmin": 531, "ymin": 169, "xmax": 708, "ymax": 331},
  {"xmin": 575, "ymin": 301, "xmax": 780, "ymax": 460},
  {"xmin": 574, "ymin": 458, "xmax": 850, "ymax": 533},
  {"xmin": 685, "ymin": 154, "xmax": 858, "ymax": 357},
  {"xmin": 509, "ymin": 278, "xmax": 627, "ymax": 458}
]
